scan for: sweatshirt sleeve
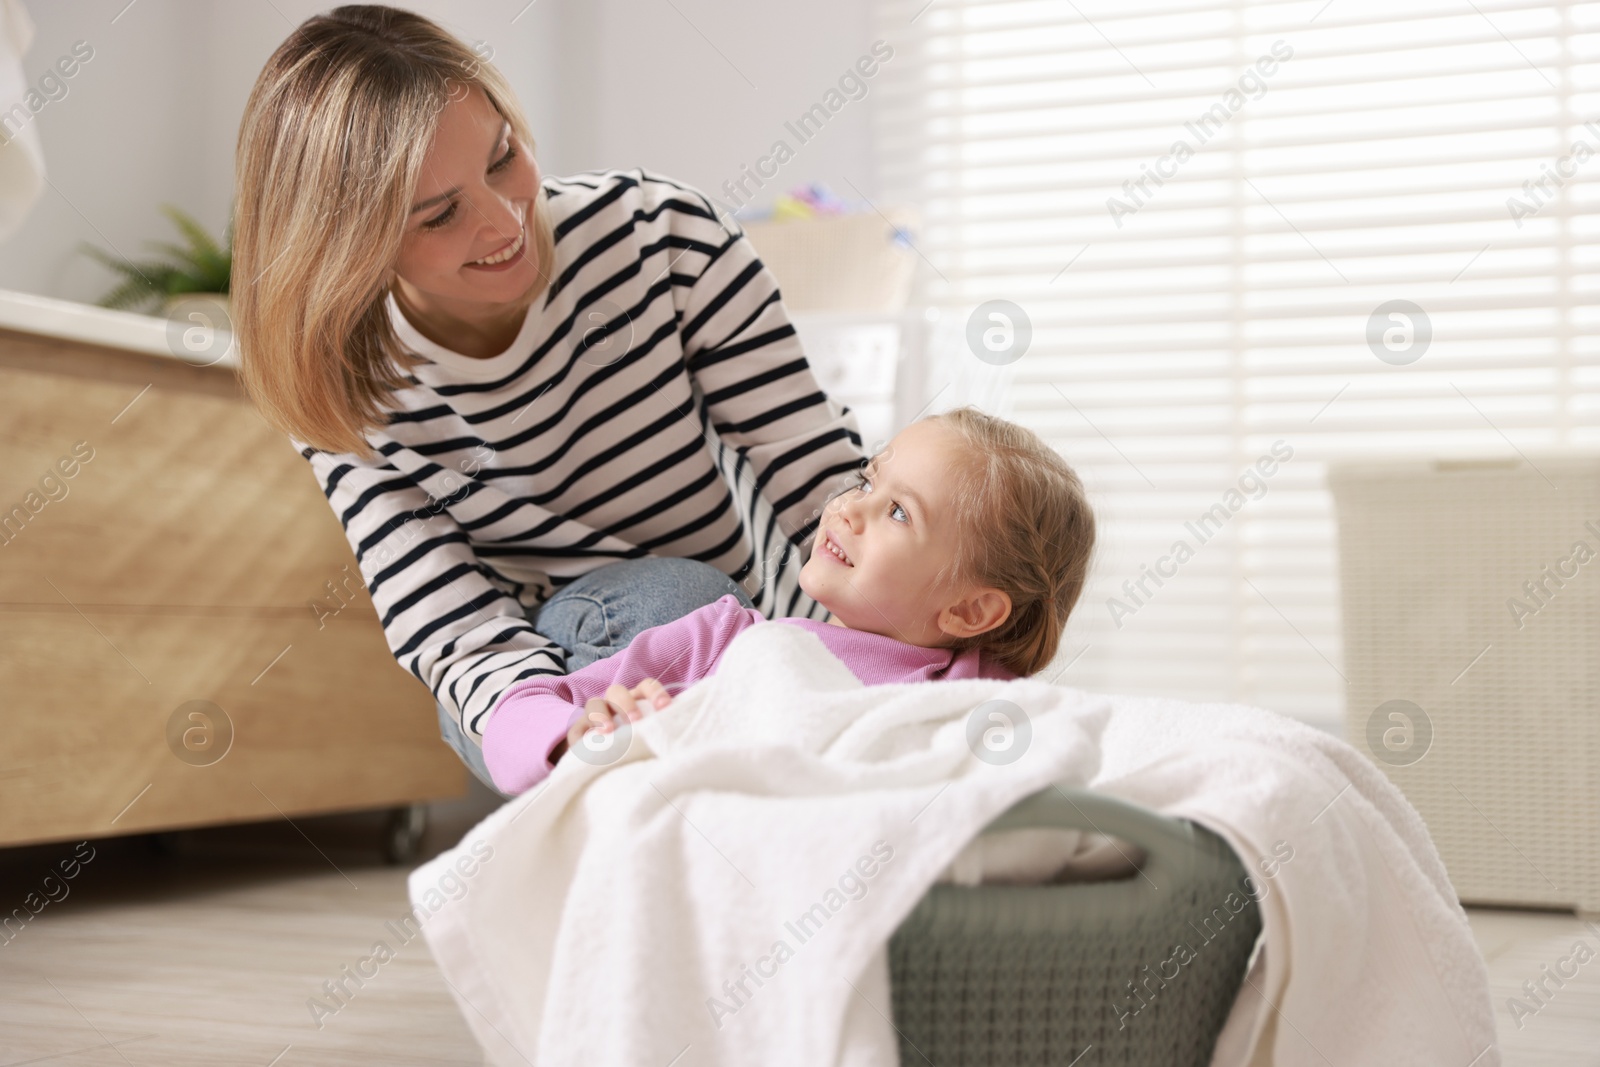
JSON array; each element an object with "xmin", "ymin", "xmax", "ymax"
[
  {"xmin": 663, "ymin": 176, "xmax": 866, "ymax": 556},
  {"xmin": 298, "ymin": 443, "xmax": 568, "ymax": 744},
  {"xmin": 481, "ymin": 594, "xmax": 765, "ymax": 795}
]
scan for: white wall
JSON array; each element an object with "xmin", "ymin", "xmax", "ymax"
[
  {"xmin": 0, "ymin": 0, "xmax": 207, "ymax": 300},
  {"xmin": 0, "ymin": 0, "xmax": 881, "ymax": 305}
]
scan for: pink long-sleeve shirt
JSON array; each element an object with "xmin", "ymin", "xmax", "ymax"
[{"xmin": 481, "ymin": 594, "xmax": 1018, "ymax": 795}]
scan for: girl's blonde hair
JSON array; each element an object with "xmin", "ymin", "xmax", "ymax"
[
  {"xmin": 926, "ymin": 406, "xmax": 1096, "ymax": 676},
  {"xmin": 232, "ymin": 4, "xmax": 557, "ymax": 457}
]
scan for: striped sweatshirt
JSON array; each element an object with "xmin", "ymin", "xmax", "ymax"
[{"xmin": 295, "ymin": 169, "xmax": 867, "ymax": 744}]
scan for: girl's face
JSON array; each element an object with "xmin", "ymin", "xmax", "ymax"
[
  {"xmin": 391, "ymin": 85, "xmax": 544, "ymax": 315},
  {"xmin": 799, "ymin": 419, "xmax": 1010, "ymax": 646}
]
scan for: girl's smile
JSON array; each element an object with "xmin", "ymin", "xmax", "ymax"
[{"xmin": 820, "ymin": 529, "xmax": 853, "ymax": 566}]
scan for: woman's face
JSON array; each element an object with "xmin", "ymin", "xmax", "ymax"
[
  {"xmin": 800, "ymin": 419, "xmax": 1008, "ymax": 646},
  {"xmin": 391, "ymin": 84, "xmax": 543, "ymax": 314}
]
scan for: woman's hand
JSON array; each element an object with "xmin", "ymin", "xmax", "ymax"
[{"xmin": 553, "ymin": 679, "xmax": 673, "ymax": 763}]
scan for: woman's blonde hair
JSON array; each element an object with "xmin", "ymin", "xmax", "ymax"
[
  {"xmin": 925, "ymin": 406, "xmax": 1096, "ymax": 676},
  {"xmin": 232, "ymin": 4, "xmax": 557, "ymax": 457}
]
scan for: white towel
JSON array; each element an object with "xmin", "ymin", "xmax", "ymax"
[
  {"xmin": 410, "ymin": 621, "xmax": 1498, "ymax": 1067},
  {"xmin": 0, "ymin": 0, "xmax": 44, "ymax": 243},
  {"xmin": 1088, "ymin": 691, "xmax": 1500, "ymax": 1067}
]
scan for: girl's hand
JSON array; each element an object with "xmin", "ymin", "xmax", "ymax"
[
  {"xmin": 586, "ymin": 678, "xmax": 673, "ymax": 731},
  {"xmin": 554, "ymin": 679, "xmax": 673, "ymax": 762}
]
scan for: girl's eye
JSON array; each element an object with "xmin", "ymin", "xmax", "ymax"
[
  {"xmin": 490, "ymin": 144, "xmax": 516, "ymax": 173},
  {"xmin": 855, "ymin": 474, "xmax": 906, "ymax": 523},
  {"xmin": 422, "ymin": 203, "xmax": 456, "ymax": 230}
]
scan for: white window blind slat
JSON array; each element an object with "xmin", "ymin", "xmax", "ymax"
[{"xmin": 874, "ymin": 0, "xmax": 1599, "ymax": 735}]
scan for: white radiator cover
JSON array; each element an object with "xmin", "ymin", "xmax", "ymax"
[{"xmin": 1327, "ymin": 455, "xmax": 1600, "ymax": 917}]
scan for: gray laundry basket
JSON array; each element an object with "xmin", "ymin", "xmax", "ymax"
[{"xmin": 888, "ymin": 786, "xmax": 1262, "ymax": 1066}]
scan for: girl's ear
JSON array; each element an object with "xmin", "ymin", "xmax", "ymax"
[{"xmin": 939, "ymin": 587, "xmax": 1011, "ymax": 640}]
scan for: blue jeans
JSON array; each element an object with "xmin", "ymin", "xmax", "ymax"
[{"xmin": 436, "ymin": 556, "xmax": 755, "ymax": 795}]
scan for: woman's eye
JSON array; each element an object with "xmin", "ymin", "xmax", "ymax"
[
  {"xmin": 419, "ymin": 147, "xmax": 513, "ymax": 232},
  {"xmin": 422, "ymin": 203, "xmax": 456, "ymax": 230}
]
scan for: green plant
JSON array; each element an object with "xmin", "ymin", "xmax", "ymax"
[{"xmin": 81, "ymin": 205, "xmax": 232, "ymax": 312}]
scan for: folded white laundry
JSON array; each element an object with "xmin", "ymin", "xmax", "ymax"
[
  {"xmin": 935, "ymin": 826, "xmax": 1142, "ymax": 885},
  {"xmin": 410, "ymin": 621, "xmax": 1498, "ymax": 1067}
]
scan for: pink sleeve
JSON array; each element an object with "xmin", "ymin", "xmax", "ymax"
[{"xmin": 480, "ymin": 594, "xmax": 763, "ymax": 795}]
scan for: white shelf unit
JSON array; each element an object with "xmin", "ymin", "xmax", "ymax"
[{"xmin": 790, "ymin": 308, "xmax": 937, "ymax": 455}]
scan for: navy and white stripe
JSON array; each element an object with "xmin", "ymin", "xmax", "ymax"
[{"xmin": 296, "ymin": 169, "xmax": 865, "ymax": 741}]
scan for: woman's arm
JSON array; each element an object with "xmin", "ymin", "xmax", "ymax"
[
  {"xmin": 481, "ymin": 593, "xmax": 764, "ymax": 794},
  {"xmin": 660, "ymin": 175, "xmax": 867, "ymax": 587},
  {"xmin": 300, "ymin": 444, "xmax": 567, "ymax": 747}
]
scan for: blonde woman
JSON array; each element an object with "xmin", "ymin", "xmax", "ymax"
[{"xmin": 233, "ymin": 5, "xmax": 864, "ymax": 793}]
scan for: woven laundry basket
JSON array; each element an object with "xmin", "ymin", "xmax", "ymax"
[
  {"xmin": 888, "ymin": 787, "xmax": 1261, "ymax": 1066},
  {"xmin": 1327, "ymin": 455, "xmax": 1600, "ymax": 916}
]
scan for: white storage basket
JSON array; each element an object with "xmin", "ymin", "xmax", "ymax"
[{"xmin": 1327, "ymin": 455, "xmax": 1600, "ymax": 916}]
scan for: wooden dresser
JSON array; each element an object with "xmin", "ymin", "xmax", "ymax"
[{"xmin": 0, "ymin": 296, "xmax": 464, "ymax": 850}]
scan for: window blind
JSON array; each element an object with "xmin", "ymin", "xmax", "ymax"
[{"xmin": 871, "ymin": 0, "xmax": 1599, "ymax": 733}]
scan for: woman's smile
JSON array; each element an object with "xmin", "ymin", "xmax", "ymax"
[{"xmin": 465, "ymin": 217, "xmax": 527, "ymax": 271}]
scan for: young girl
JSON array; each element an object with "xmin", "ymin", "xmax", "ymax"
[{"xmin": 482, "ymin": 406, "xmax": 1097, "ymax": 795}]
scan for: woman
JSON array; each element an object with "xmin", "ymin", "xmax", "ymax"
[{"xmin": 232, "ymin": 5, "xmax": 865, "ymax": 792}]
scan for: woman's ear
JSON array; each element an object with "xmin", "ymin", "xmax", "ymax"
[{"xmin": 939, "ymin": 587, "xmax": 1011, "ymax": 640}]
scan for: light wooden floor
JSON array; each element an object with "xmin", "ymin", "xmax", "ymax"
[
  {"xmin": 2, "ymin": 781, "xmax": 1596, "ymax": 1066},
  {"xmin": 0, "ymin": 785, "xmax": 505, "ymax": 1067},
  {"xmin": 1466, "ymin": 907, "xmax": 1600, "ymax": 1067}
]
